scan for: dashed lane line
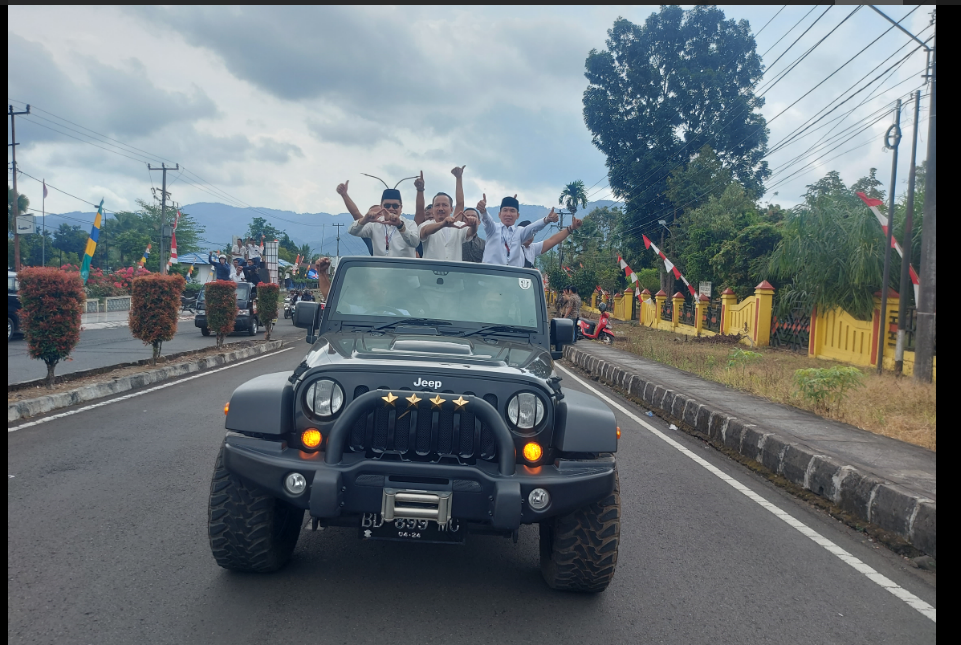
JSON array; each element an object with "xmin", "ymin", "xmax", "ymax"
[
  {"xmin": 8, "ymin": 347, "xmax": 294, "ymax": 433},
  {"xmin": 555, "ymin": 363, "xmax": 936, "ymax": 624}
]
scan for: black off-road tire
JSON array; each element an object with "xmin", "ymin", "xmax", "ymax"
[
  {"xmin": 539, "ymin": 467, "xmax": 620, "ymax": 592},
  {"xmin": 208, "ymin": 444, "xmax": 304, "ymax": 573},
  {"xmin": 201, "ymin": 326, "xmax": 211, "ymax": 336},
  {"xmin": 248, "ymin": 317, "xmax": 258, "ymax": 336}
]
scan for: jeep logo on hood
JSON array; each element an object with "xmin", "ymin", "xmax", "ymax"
[{"xmin": 413, "ymin": 377, "xmax": 442, "ymax": 389}]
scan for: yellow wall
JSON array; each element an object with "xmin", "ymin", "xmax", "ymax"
[{"xmin": 726, "ymin": 297, "xmax": 756, "ymax": 340}]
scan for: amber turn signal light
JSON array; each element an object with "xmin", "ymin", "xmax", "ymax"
[
  {"xmin": 301, "ymin": 428, "xmax": 322, "ymax": 449},
  {"xmin": 616, "ymin": 426, "xmax": 621, "ymax": 439},
  {"xmin": 224, "ymin": 402, "xmax": 229, "ymax": 415},
  {"xmin": 523, "ymin": 442, "xmax": 542, "ymax": 462}
]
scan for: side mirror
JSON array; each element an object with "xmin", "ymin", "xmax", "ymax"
[
  {"xmin": 550, "ymin": 317, "xmax": 575, "ymax": 345},
  {"xmin": 294, "ymin": 301, "xmax": 320, "ymax": 330}
]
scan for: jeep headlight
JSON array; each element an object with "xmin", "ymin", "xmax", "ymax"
[
  {"xmin": 507, "ymin": 393, "xmax": 544, "ymax": 430},
  {"xmin": 304, "ymin": 379, "xmax": 344, "ymax": 418}
]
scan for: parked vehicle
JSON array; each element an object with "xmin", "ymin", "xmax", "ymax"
[
  {"xmin": 211, "ymin": 257, "xmax": 620, "ymax": 592},
  {"xmin": 8, "ymin": 270, "xmax": 22, "ymax": 342},
  {"xmin": 194, "ymin": 282, "xmax": 260, "ymax": 337},
  {"xmin": 283, "ymin": 296, "xmax": 292, "ymax": 319},
  {"xmin": 577, "ymin": 302, "xmax": 615, "ymax": 344}
]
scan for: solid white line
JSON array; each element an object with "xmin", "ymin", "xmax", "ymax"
[
  {"xmin": 8, "ymin": 347, "xmax": 295, "ymax": 433},
  {"xmin": 555, "ymin": 363, "xmax": 936, "ymax": 624}
]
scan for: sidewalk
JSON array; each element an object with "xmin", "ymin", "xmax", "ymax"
[
  {"xmin": 81, "ymin": 310, "xmax": 193, "ymax": 330},
  {"xmin": 563, "ymin": 341, "xmax": 936, "ymax": 558}
]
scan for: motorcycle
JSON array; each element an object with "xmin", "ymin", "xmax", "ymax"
[
  {"xmin": 283, "ymin": 296, "xmax": 293, "ymax": 319},
  {"xmin": 577, "ymin": 302, "xmax": 615, "ymax": 345}
]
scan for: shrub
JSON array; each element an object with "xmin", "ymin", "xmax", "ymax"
[
  {"xmin": 256, "ymin": 283, "xmax": 280, "ymax": 341},
  {"xmin": 794, "ymin": 366, "xmax": 864, "ymax": 413},
  {"xmin": 130, "ymin": 274, "xmax": 185, "ymax": 363},
  {"xmin": 183, "ymin": 282, "xmax": 203, "ymax": 297},
  {"xmin": 204, "ymin": 280, "xmax": 237, "ymax": 347},
  {"xmin": 726, "ymin": 347, "xmax": 762, "ymax": 369},
  {"xmin": 19, "ymin": 267, "xmax": 85, "ymax": 388}
]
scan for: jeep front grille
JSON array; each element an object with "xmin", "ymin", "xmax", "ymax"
[{"xmin": 347, "ymin": 388, "xmax": 499, "ymax": 463}]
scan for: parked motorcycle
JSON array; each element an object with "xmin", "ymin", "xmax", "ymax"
[{"xmin": 577, "ymin": 302, "xmax": 615, "ymax": 344}]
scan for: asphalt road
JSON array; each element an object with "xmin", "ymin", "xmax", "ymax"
[
  {"xmin": 7, "ymin": 316, "xmax": 306, "ymax": 386},
  {"xmin": 7, "ymin": 349, "xmax": 936, "ymax": 645}
]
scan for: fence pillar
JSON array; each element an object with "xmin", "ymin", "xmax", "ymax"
[
  {"xmin": 720, "ymin": 288, "xmax": 737, "ymax": 335},
  {"xmin": 872, "ymin": 289, "xmax": 900, "ymax": 369},
  {"xmin": 672, "ymin": 292, "xmax": 684, "ymax": 329},
  {"xmin": 654, "ymin": 290, "xmax": 666, "ymax": 326},
  {"xmin": 752, "ymin": 281, "xmax": 775, "ymax": 346},
  {"xmin": 695, "ymin": 294, "xmax": 709, "ymax": 336},
  {"xmin": 640, "ymin": 289, "xmax": 652, "ymax": 325}
]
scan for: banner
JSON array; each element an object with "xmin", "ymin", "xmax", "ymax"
[{"xmin": 79, "ymin": 200, "xmax": 103, "ymax": 285}]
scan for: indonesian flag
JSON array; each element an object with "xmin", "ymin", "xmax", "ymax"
[
  {"xmin": 43, "ymin": 180, "xmax": 48, "ymax": 199},
  {"xmin": 651, "ymin": 242, "xmax": 661, "ymax": 256},
  {"xmin": 168, "ymin": 230, "xmax": 178, "ymax": 265},
  {"xmin": 642, "ymin": 234, "xmax": 652, "ymax": 250},
  {"xmin": 664, "ymin": 257, "xmax": 675, "ymax": 274},
  {"xmin": 856, "ymin": 191, "xmax": 920, "ymax": 302}
]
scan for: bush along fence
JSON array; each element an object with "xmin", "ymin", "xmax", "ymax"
[
  {"xmin": 579, "ymin": 282, "xmax": 935, "ymax": 381},
  {"xmin": 204, "ymin": 280, "xmax": 237, "ymax": 348},
  {"xmin": 18, "ymin": 268, "xmax": 86, "ymax": 388},
  {"xmin": 129, "ymin": 274, "xmax": 185, "ymax": 363}
]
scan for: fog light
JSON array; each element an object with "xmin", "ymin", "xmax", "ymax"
[
  {"xmin": 522, "ymin": 442, "xmax": 542, "ymax": 462},
  {"xmin": 284, "ymin": 472, "xmax": 307, "ymax": 495},
  {"xmin": 528, "ymin": 488, "xmax": 550, "ymax": 510},
  {"xmin": 301, "ymin": 428, "xmax": 322, "ymax": 449}
]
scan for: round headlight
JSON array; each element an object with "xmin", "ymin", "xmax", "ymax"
[
  {"xmin": 507, "ymin": 393, "xmax": 545, "ymax": 429},
  {"xmin": 304, "ymin": 379, "xmax": 344, "ymax": 417}
]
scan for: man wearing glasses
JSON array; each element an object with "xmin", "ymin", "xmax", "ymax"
[{"xmin": 346, "ymin": 189, "xmax": 420, "ymax": 257}]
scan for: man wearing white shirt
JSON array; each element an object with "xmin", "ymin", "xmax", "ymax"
[
  {"xmin": 231, "ymin": 237, "xmax": 246, "ymax": 265},
  {"xmin": 246, "ymin": 235, "xmax": 264, "ymax": 267},
  {"xmin": 348, "ymin": 197, "xmax": 420, "ymax": 257},
  {"xmin": 419, "ymin": 194, "xmax": 478, "ymax": 261},
  {"xmin": 477, "ymin": 194, "xmax": 558, "ymax": 267}
]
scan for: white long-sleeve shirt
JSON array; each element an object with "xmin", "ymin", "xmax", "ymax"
[
  {"xmin": 246, "ymin": 241, "xmax": 263, "ymax": 260},
  {"xmin": 348, "ymin": 217, "xmax": 420, "ymax": 257},
  {"xmin": 479, "ymin": 211, "xmax": 548, "ymax": 266}
]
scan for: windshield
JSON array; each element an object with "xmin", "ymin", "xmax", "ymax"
[
  {"xmin": 198, "ymin": 282, "xmax": 250, "ymax": 303},
  {"xmin": 332, "ymin": 265, "xmax": 541, "ymax": 329}
]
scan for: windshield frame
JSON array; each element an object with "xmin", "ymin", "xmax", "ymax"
[{"xmin": 320, "ymin": 257, "xmax": 548, "ymax": 338}]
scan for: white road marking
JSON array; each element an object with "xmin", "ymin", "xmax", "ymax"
[
  {"xmin": 8, "ymin": 347, "xmax": 295, "ymax": 433},
  {"xmin": 555, "ymin": 363, "xmax": 936, "ymax": 623}
]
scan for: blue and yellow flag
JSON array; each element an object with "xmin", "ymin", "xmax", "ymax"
[
  {"xmin": 139, "ymin": 242, "xmax": 151, "ymax": 268},
  {"xmin": 79, "ymin": 199, "xmax": 103, "ymax": 284}
]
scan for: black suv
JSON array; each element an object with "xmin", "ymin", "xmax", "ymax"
[
  {"xmin": 194, "ymin": 281, "xmax": 260, "ymax": 336},
  {"xmin": 210, "ymin": 257, "xmax": 620, "ymax": 591}
]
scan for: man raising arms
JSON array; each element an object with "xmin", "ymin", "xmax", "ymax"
[
  {"xmin": 476, "ymin": 194, "xmax": 558, "ymax": 266},
  {"xmin": 521, "ymin": 215, "xmax": 583, "ymax": 268}
]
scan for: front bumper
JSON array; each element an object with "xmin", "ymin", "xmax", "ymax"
[
  {"xmin": 194, "ymin": 313, "xmax": 251, "ymax": 330},
  {"xmin": 222, "ymin": 435, "xmax": 615, "ymax": 530}
]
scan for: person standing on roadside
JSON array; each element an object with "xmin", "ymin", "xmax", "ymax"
[
  {"xmin": 563, "ymin": 285, "xmax": 582, "ymax": 322},
  {"xmin": 477, "ymin": 194, "xmax": 557, "ymax": 266}
]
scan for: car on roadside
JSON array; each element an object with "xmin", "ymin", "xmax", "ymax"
[
  {"xmin": 194, "ymin": 281, "xmax": 260, "ymax": 337},
  {"xmin": 209, "ymin": 257, "xmax": 621, "ymax": 592},
  {"xmin": 8, "ymin": 270, "xmax": 22, "ymax": 342}
]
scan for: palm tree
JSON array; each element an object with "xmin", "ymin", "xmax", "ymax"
[{"xmin": 558, "ymin": 180, "xmax": 589, "ymax": 219}]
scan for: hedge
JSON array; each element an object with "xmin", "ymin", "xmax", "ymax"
[
  {"xmin": 130, "ymin": 274, "xmax": 185, "ymax": 363},
  {"xmin": 19, "ymin": 267, "xmax": 85, "ymax": 388},
  {"xmin": 204, "ymin": 280, "xmax": 237, "ymax": 347},
  {"xmin": 257, "ymin": 283, "xmax": 280, "ymax": 341}
]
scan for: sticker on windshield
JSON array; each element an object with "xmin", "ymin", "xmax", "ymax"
[{"xmin": 518, "ymin": 278, "xmax": 531, "ymax": 290}]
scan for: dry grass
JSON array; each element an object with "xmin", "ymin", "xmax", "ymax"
[{"xmin": 617, "ymin": 324, "xmax": 936, "ymax": 451}]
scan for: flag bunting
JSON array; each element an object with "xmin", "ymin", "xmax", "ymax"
[
  {"xmin": 856, "ymin": 192, "xmax": 920, "ymax": 303},
  {"xmin": 79, "ymin": 200, "xmax": 104, "ymax": 285}
]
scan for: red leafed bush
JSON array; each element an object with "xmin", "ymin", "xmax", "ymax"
[
  {"xmin": 204, "ymin": 280, "xmax": 237, "ymax": 347},
  {"xmin": 256, "ymin": 283, "xmax": 280, "ymax": 341},
  {"xmin": 19, "ymin": 267, "xmax": 85, "ymax": 388},
  {"xmin": 130, "ymin": 274, "xmax": 185, "ymax": 363}
]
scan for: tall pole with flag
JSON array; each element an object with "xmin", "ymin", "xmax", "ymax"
[
  {"xmin": 166, "ymin": 209, "xmax": 182, "ymax": 272},
  {"xmin": 42, "ymin": 180, "xmax": 48, "ymax": 266},
  {"xmin": 138, "ymin": 242, "xmax": 151, "ymax": 268},
  {"xmin": 80, "ymin": 200, "xmax": 104, "ymax": 285}
]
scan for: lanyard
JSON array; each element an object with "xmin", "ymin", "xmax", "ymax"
[
  {"xmin": 384, "ymin": 224, "xmax": 396, "ymax": 252},
  {"xmin": 504, "ymin": 226, "xmax": 516, "ymax": 259}
]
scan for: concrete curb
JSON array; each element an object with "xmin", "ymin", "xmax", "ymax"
[
  {"xmin": 563, "ymin": 345, "xmax": 936, "ymax": 558},
  {"xmin": 8, "ymin": 340, "xmax": 285, "ymax": 423}
]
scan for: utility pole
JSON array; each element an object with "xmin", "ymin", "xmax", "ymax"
[
  {"xmin": 8, "ymin": 104, "xmax": 30, "ymax": 272},
  {"xmin": 895, "ymin": 91, "xmax": 921, "ymax": 375},
  {"xmin": 332, "ymin": 223, "xmax": 344, "ymax": 260},
  {"xmin": 867, "ymin": 5, "xmax": 935, "ymax": 382},
  {"xmin": 320, "ymin": 224, "xmax": 325, "ymax": 255},
  {"xmin": 148, "ymin": 163, "xmax": 178, "ymax": 275},
  {"xmin": 877, "ymin": 99, "xmax": 901, "ymax": 374},
  {"xmin": 557, "ymin": 210, "xmax": 567, "ymax": 269}
]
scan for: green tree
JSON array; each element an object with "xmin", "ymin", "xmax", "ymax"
[
  {"xmin": 107, "ymin": 200, "xmax": 205, "ymax": 271},
  {"xmin": 53, "ymin": 223, "xmax": 88, "ymax": 258},
  {"xmin": 665, "ymin": 145, "xmax": 732, "ymax": 215},
  {"xmin": 245, "ymin": 217, "xmax": 285, "ymax": 242},
  {"xmin": 298, "ymin": 243, "xmax": 313, "ymax": 261},
  {"xmin": 559, "ymin": 180, "xmax": 589, "ymax": 219},
  {"xmin": 584, "ymin": 7, "xmax": 768, "ymax": 238}
]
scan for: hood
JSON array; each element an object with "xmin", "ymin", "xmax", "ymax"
[{"xmin": 301, "ymin": 331, "xmax": 554, "ymax": 382}]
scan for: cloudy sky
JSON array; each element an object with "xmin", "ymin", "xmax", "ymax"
[{"xmin": 8, "ymin": 5, "xmax": 933, "ymax": 220}]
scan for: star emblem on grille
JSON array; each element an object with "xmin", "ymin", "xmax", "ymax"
[
  {"xmin": 406, "ymin": 393, "xmax": 422, "ymax": 407},
  {"xmin": 382, "ymin": 392, "xmax": 398, "ymax": 406},
  {"xmin": 430, "ymin": 395, "xmax": 445, "ymax": 409},
  {"xmin": 453, "ymin": 396, "xmax": 468, "ymax": 409}
]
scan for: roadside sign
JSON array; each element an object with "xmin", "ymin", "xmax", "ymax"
[
  {"xmin": 16, "ymin": 215, "xmax": 36, "ymax": 234},
  {"xmin": 699, "ymin": 282, "xmax": 712, "ymax": 298}
]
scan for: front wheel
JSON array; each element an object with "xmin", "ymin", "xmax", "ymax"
[
  {"xmin": 201, "ymin": 326, "xmax": 211, "ymax": 337},
  {"xmin": 248, "ymin": 317, "xmax": 258, "ymax": 336},
  {"xmin": 208, "ymin": 444, "xmax": 304, "ymax": 572},
  {"xmin": 7, "ymin": 316, "xmax": 14, "ymax": 342},
  {"xmin": 539, "ymin": 467, "xmax": 620, "ymax": 592}
]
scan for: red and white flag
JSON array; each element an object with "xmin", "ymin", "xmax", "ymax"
[
  {"xmin": 856, "ymin": 192, "xmax": 919, "ymax": 303},
  {"xmin": 167, "ymin": 230, "xmax": 179, "ymax": 266}
]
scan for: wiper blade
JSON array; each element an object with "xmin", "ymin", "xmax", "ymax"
[
  {"xmin": 458, "ymin": 324, "xmax": 532, "ymax": 337},
  {"xmin": 372, "ymin": 317, "xmax": 453, "ymax": 331}
]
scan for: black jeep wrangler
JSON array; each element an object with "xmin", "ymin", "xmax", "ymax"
[{"xmin": 209, "ymin": 257, "xmax": 620, "ymax": 592}]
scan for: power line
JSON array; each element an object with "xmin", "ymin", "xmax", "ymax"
[
  {"xmin": 760, "ymin": 6, "xmax": 818, "ymax": 58},
  {"xmin": 759, "ymin": 5, "xmax": 834, "ymax": 84},
  {"xmin": 754, "ymin": 5, "xmax": 787, "ymax": 39}
]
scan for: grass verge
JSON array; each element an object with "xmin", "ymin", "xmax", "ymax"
[{"xmin": 615, "ymin": 323, "xmax": 936, "ymax": 451}]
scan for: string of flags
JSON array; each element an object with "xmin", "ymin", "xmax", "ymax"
[
  {"xmin": 856, "ymin": 192, "xmax": 920, "ymax": 304},
  {"xmin": 166, "ymin": 210, "xmax": 182, "ymax": 269},
  {"xmin": 617, "ymin": 255, "xmax": 645, "ymax": 303},
  {"xmin": 138, "ymin": 242, "xmax": 152, "ymax": 268},
  {"xmin": 641, "ymin": 233, "xmax": 697, "ymax": 297},
  {"xmin": 79, "ymin": 199, "xmax": 104, "ymax": 285}
]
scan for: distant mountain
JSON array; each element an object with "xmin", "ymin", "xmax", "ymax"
[{"xmin": 43, "ymin": 199, "xmax": 621, "ymax": 258}]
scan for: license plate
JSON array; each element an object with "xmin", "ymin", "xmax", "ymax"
[{"xmin": 359, "ymin": 513, "xmax": 465, "ymax": 544}]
